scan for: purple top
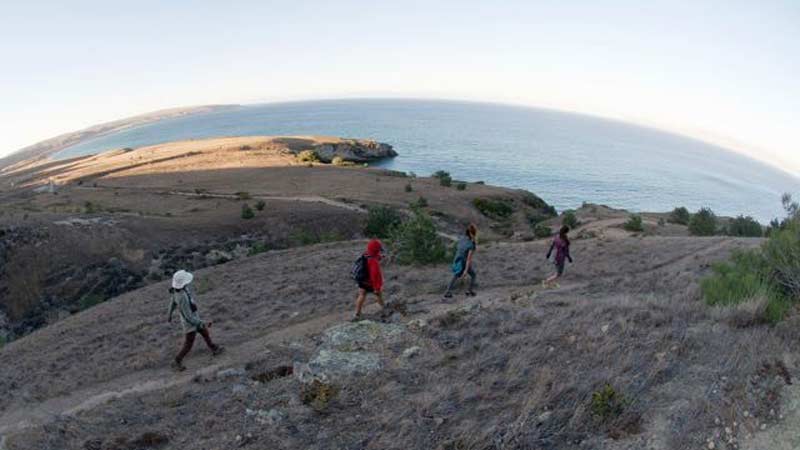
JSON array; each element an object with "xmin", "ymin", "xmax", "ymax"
[{"xmin": 547, "ymin": 235, "xmax": 571, "ymax": 265}]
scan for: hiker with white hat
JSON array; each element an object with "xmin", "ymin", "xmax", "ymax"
[{"xmin": 167, "ymin": 270, "xmax": 223, "ymax": 371}]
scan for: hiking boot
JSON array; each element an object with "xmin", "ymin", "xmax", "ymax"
[
  {"xmin": 171, "ymin": 360, "xmax": 186, "ymax": 372},
  {"xmin": 465, "ymin": 290, "xmax": 476, "ymax": 297},
  {"xmin": 351, "ymin": 313, "xmax": 363, "ymax": 322},
  {"xmin": 211, "ymin": 345, "xmax": 225, "ymax": 357}
]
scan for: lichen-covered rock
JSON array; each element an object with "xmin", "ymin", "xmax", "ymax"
[
  {"xmin": 295, "ymin": 350, "xmax": 382, "ymax": 383},
  {"xmin": 322, "ymin": 320, "xmax": 405, "ymax": 352}
]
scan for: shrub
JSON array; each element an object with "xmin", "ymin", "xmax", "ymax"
[
  {"xmin": 404, "ymin": 183, "xmax": 413, "ymax": 193},
  {"xmin": 623, "ymin": 215, "xmax": 644, "ymax": 232},
  {"xmin": 533, "ymin": 223, "xmax": 552, "ymax": 238},
  {"xmin": 78, "ymin": 294, "xmax": 105, "ymax": 311},
  {"xmin": 411, "ymin": 196, "xmax": 428, "ymax": 209},
  {"xmin": 390, "ymin": 210, "xmax": 448, "ymax": 265},
  {"xmin": 254, "ymin": 200, "xmax": 266, "ymax": 211},
  {"xmin": 657, "ymin": 217, "xmax": 666, "ymax": 227},
  {"xmin": 433, "ymin": 170, "xmax": 452, "ymax": 187},
  {"xmin": 726, "ymin": 215, "xmax": 763, "ymax": 237},
  {"xmin": 249, "ymin": 241, "xmax": 269, "ymax": 255},
  {"xmin": 235, "ymin": 191, "xmax": 251, "ymax": 200},
  {"xmin": 561, "ymin": 210, "xmax": 579, "ymax": 229},
  {"xmin": 84, "ymin": 201, "xmax": 98, "ymax": 214},
  {"xmin": 591, "ymin": 384, "xmax": 626, "ymax": 422},
  {"xmin": 473, "ymin": 198, "xmax": 514, "ymax": 220},
  {"xmin": 297, "ymin": 150, "xmax": 320, "ymax": 163},
  {"xmin": 762, "ymin": 221, "xmax": 800, "ymax": 299},
  {"xmin": 364, "ymin": 205, "xmax": 403, "ymax": 239},
  {"xmin": 691, "ymin": 208, "xmax": 717, "ymax": 234},
  {"xmin": 331, "ymin": 156, "xmax": 346, "ymax": 166},
  {"xmin": 701, "ymin": 249, "xmax": 790, "ymax": 323},
  {"xmin": 455, "ymin": 182, "xmax": 467, "ymax": 191},
  {"xmin": 301, "ymin": 379, "xmax": 338, "ymax": 412},
  {"xmin": 689, "ymin": 207, "xmax": 717, "ymax": 236},
  {"xmin": 0, "ymin": 335, "xmax": 6, "ymax": 348},
  {"xmin": 669, "ymin": 207, "xmax": 691, "ymax": 225},
  {"xmin": 521, "ymin": 192, "xmax": 555, "ymax": 215},
  {"xmin": 241, "ymin": 203, "xmax": 255, "ymax": 220}
]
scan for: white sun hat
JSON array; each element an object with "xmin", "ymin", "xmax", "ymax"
[{"xmin": 172, "ymin": 270, "xmax": 194, "ymax": 289}]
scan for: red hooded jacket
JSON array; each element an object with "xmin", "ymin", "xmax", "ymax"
[{"xmin": 364, "ymin": 239, "xmax": 384, "ymax": 292}]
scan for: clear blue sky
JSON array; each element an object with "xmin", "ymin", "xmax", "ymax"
[{"xmin": 1, "ymin": 0, "xmax": 798, "ymax": 174}]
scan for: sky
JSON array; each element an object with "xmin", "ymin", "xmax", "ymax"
[{"xmin": 1, "ymin": 0, "xmax": 798, "ymax": 175}]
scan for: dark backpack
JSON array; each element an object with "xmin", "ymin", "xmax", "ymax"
[{"xmin": 351, "ymin": 255, "xmax": 369, "ymax": 284}]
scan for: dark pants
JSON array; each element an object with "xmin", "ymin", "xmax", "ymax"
[
  {"xmin": 446, "ymin": 266, "xmax": 476, "ymax": 294},
  {"xmin": 176, "ymin": 327, "xmax": 217, "ymax": 363}
]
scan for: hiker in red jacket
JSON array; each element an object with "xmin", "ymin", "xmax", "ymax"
[{"xmin": 353, "ymin": 239, "xmax": 385, "ymax": 321}]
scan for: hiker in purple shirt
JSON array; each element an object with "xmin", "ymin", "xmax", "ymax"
[{"xmin": 543, "ymin": 225, "xmax": 573, "ymax": 288}]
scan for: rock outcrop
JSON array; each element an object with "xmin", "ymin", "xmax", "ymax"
[{"xmin": 310, "ymin": 139, "xmax": 397, "ymax": 163}]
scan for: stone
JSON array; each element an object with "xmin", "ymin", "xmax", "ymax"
[
  {"xmin": 308, "ymin": 350, "xmax": 382, "ymax": 380},
  {"xmin": 402, "ymin": 346, "xmax": 422, "ymax": 359},
  {"xmin": 322, "ymin": 320, "xmax": 405, "ymax": 352},
  {"xmin": 601, "ymin": 324, "xmax": 609, "ymax": 334},
  {"xmin": 217, "ymin": 368, "xmax": 246, "ymax": 380}
]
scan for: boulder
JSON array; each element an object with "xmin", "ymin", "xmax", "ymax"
[{"xmin": 322, "ymin": 320, "xmax": 405, "ymax": 352}]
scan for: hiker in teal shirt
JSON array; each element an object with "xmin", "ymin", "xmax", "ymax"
[{"xmin": 444, "ymin": 224, "xmax": 478, "ymax": 298}]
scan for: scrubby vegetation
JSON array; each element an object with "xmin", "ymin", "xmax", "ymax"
[
  {"xmin": 404, "ymin": 183, "xmax": 413, "ymax": 193},
  {"xmin": 297, "ymin": 150, "xmax": 320, "ymax": 163},
  {"xmin": 701, "ymin": 194, "xmax": 799, "ymax": 323},
  {"xmin": 688, "ymin": 207, "xmax": 717, "ymax": 236},
  {"xmin": 533, "ymin": 223, "xmax": 552, "ymax": 238},
  {"xmin": 433, "ymin": 170, "xmax": 452, "ymax": 187},
  {"xmin": 78, "ymin": 294, "xmax": 105, "ymax": 311},
  {"xmin": 724, "ymin": 215, "xmax": 762, "ymax": 237},
  {"xmin": 241, "ymin": 203, "xmax": 255, "ymax": 220},
  {"xmin": 561, "ymin": 210, "xmax": 579, "ymax": 229},
  {"xmin": 331, "ymin": 156, "xmax": 346, "ymax": 166},
  {"xmin": 455, "ymin": 182, "xmax": 467, "ymax": 191},
  {"xmin": 390, "ymin": 209, "xmax": 448, "ymax": 265},
  {"xmin": 473, "ymin": 198, "xmax": 514, "ymax": 220},
  {"xmin": 254, "ymin": 200, "xmax": 266, "ymax": 211},
  {"xmin": 591, "ymin": 384, "xmax": 626, "ymax": 422},
  {"xmin": 235, "ymin": 191, "xmax": 251, "ymax": 200},
  {"xmin": 623, "ymin": 214, "xmax": 644, "ymax": 232},
  {"xmin": 668, "ymin": 206, "xmax": 691, "ymax": 225},
  {"xmin": 364, "ymin": 206, "xmax": 403, "ymax": 239},
  {"xmin": 411, "ymin": 196, "xmax": 428, "ymax": 209}
]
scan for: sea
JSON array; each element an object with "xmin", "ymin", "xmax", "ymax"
[{"xmin": 55, "ymin": 99, "xmax": 800, "ymax": 223}]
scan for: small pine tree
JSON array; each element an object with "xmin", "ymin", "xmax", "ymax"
[
  {"xmin": 689, "ymin": 207, "xmax": 717, "ymax": 236},
  {"xmin": 255, "ymin": 200, "xmax": 266, "ymax": 211},
  {"xmin": 390, "ymin": 210, "xmax": 448, "ymax": 265},
  {"xmin": 241, "ymin": 203, "xmax": 255, "ymax": 220},
  {"xmin": 623, "ymin": 214, "xmax": 644, "ymax": 232},
  {"xmin": 669, "ymin": 207, "xmax": 691, "ymax": 225}
]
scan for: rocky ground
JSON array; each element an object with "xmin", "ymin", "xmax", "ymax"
[{"xmin": 1, "ymin": 137, "xmax": 797, "ymax": 449}]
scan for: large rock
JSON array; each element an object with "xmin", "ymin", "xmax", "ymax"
[
  {"xmin": 294, "ymin": 350, "xmax": 382, "ymax": 384},
  {"xmin": 322, "ymin": 320, "xmax": 405, "ymax": 352}
]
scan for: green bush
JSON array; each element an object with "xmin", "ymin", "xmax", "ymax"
[
  {"xmin": 364, "ymin": 205, "xmax": 403, "ymax": 238},
  {"xmin": 433, "ymin": 170, "xmax": 452, "ymax": 187},
  {"xmin": 78, "ymin": 294, "xmax": 105, "ymax": 311},
  {"xmin": 591, "ymin": 384, "xmax": 626, "ymax": 422},
  {"xmin": 241, "ymin": 203, "xmax": 255, "ymax": 220},
  {"xmin": 404, "ymin": 183, "xmax": 413, "ymax": 193},
  {"xmin": 689, "ymin": 207, "xmax": 717, "ymax": 236},
  {"xmin": 701, "ymin": 249, "xmax": 790, "ymax": 323},
  {"xmin": 725, "ymin": 215, "xmax": 763, "ymax": 237},
  {"xmin": 411, "ymin": 196, "xmax": 428, "ymax": 209},
  {"xmin": 455, "ymin": 182, "xmax": 467, "ymax": 191},
  {"xmin": 249, "ymin": 241, "xmax": 269, "ymax": 255},
  {"xmin": 561, "ymin": 210, "xmax": 579, "ymax": 229},
  {"xmin": 255, "ymin": 200, "xmax": 266, "ymax": 211},
  {"xmin": 669, "ymin": 207, "xmax": 691, "ymax": 225},
  {"xmin": 623, "ymin": 215, "xmax": 644, "ymax": 232},
  {"xmin": 297, "ymin": 150, "xmax": 320, "ymax": 163},
  {"xmin": 762, "ymin": 221, "xmax": 800, "ymax": 299},
  {"xmin": 473, "ymin": 198, "xmax": 514, "ymax": 219},
  {"xmin": 533, "ymin": 223, "xmax": 552, "ymax": 238},
  {"xmin": 390, "ymin": 210, "xmax": 448, "ymax": 265}
]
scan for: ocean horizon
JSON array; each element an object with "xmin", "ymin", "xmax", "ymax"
[{"xmin": 55, "ymin": 99, "xmax": 800, "ymax": 223}]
